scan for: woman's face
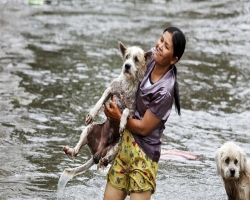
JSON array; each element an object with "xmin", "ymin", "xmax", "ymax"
[{"xmin": 154, "ymin": 31, "xmax": 178, "ymax": 68}]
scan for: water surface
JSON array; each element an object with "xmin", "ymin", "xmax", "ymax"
[{"xmin": 0, "ymin": 0, "xmax": 250, "ymax": 199}]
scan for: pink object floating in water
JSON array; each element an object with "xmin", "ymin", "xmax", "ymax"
[{"xmin": 160, "ymin": 149, "xmax": 197, "ymax": 160}]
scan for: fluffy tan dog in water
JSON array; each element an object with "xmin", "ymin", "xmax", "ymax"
[{"xmin": 215, "ymin": 141, "xmax": 250, "ymax": 200}]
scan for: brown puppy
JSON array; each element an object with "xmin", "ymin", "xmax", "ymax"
[
  {"xmin": 215, "ymin": 141, "xmax": 250, "ymax": 200},
  {"xmin": 57, "ymin": 42, "xmax": 151, "ymax": 196}
]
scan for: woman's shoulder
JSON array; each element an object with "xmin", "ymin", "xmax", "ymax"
[
  {"xmin": 150, "ymin": 47, "xmax": 155, "ymax": 52},
  {"xmin": 149, "ymin": 47, "xmax": 155, "ymax": 57},
  {"xmin": 146, "ymin": 47, "xmax": 155, "ymax": 69}
]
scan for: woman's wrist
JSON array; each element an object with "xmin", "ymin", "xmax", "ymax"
[{"xmin": 116, "ymin": 112, "xmax": 122, "ymax": 122}]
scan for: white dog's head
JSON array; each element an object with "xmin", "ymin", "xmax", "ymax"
[
  {"xmin": 215, "ymin": 141, "xmax": 247, "ymax": 180},
  {"xmin": 118, "ymin": 41, "xmax": 152, "ymax": 82}
]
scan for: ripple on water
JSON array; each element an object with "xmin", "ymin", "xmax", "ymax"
[{"xmin": 0, "ymin": 0, "xmax": 250, "ymax": 199}]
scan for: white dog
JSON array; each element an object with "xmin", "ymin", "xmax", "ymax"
[
  {"xmin": 57, "ymin": 42, "xmax": 151, "ymax": 197},
  {"xmin": 215, "ymin": 141, "xmax": 250, "ymax": 200}
]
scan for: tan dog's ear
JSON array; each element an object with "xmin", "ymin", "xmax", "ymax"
[
  {"xmin": 118, "ymin": 41, "xmax": 127, "ymax": 60},
  {"xmin": 144, "ymin": 50, "xmax": 152, "ymax": 63},
  {"xmin": 215, "ymin": 148, "xmax": 222, "ymax": 175}
]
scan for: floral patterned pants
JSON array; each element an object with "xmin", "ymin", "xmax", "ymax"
[{"xmin": 106, "ymin": 130, "xmax": 158, "ymax": 194}]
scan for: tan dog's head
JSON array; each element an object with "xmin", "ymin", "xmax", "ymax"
[
  {"xmin": 118, "ymin": 41, "xmax": 152, "ymax": 82},
  {"xmin": 215, "ymin": 141, "xmax": 247, "ymax": 180}
]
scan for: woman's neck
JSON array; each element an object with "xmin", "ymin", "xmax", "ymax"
[{"xmin": 151, "ymin": 64, "xmax": 171, "ymax": 83}]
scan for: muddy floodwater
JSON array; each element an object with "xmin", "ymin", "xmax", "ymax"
[{"xmin": 0, "ymin": 0, "xmax": 250, "ymax": 199}]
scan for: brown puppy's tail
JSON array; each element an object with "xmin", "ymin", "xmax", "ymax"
[{"xmin": 57, "ymin": 158, "xmax": 95, "ymax": 199}]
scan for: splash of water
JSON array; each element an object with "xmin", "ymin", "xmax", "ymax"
[{"xmin": 57, "ymin": 158, "xmax": 95, "ymax": 199}]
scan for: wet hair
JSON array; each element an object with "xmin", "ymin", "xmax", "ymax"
[{"xmin": 164, "ymin": 27, "xmax": 186, "ymax": 116}]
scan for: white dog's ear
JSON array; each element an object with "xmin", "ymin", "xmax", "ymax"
[
  {"xmin": 239, "ymin": 148, "xmax": 247, "ymax": 173},
  {"xmin": 144, "ymin": 50, "xmax": 152, "ymax": 63},
  {"xmin": 118, "ymin": 41, "xmax": 127, "ymax": 58},
  {"xmin": 215, "ymin": 148, "xmax": 222, "ymax": 175}
]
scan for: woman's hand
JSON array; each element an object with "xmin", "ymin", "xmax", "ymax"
[{"xmin": 103, "ymin": 99, "xmax": 122, "ymax": 122}]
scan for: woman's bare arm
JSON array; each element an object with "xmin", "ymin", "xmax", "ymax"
[{"xmin": 103, "ymin": 99, "xmax": 161, "ymax": 136}]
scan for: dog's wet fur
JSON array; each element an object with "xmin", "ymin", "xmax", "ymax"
[
  {"xmin": 215, "ymin": 141, "xmax": 250, "ymax": 200},
  {"xmin": 57, "ymin": 42, "xmax": 151, "ymax": 196}
]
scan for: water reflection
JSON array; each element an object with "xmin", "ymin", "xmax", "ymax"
[{"xmin": 0, "ymin": 0, "xmax": 249, "ymax": 199}]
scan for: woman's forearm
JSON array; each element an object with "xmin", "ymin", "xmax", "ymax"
[
  {"xmin": 126, "ymin": 118, "xmax": 146, "ymax": 136},
  {"xmin": 104, "ymin": 100, "xmax": 161, "ymax": 136},
  {"xmin": 126, "ymin": 110, "xmax": 161, "ymax": 137}
]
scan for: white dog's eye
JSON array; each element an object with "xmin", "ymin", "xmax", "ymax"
[
  {"xmin": 126, "ymin": 54, "xmax": 130, "ymax": 59},
  {"xmin": 225, "ymin": 157, "xmax": 230, "ymax": 164},
  {"xmin": 234, "ymin": 159, "xmax": 238, "ymax": 165},
  {"xmin": 134, "ymin": 56, "xmax": 139, "ymax": 63}
]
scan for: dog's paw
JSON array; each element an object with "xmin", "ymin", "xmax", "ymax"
[
  {"xmin": 85, "ymin": 113, "xmax": 94, "ymax": 125},
  {"xmin": 63, "ymin": 146, "xmax": 78, "ymax": 158},
  {"xmin": 119, "ymin": 126, "xmax": 125, "ymax": 135},
  {"xmin": 97, "ymin": 158, "xmax": 109, "ymax": 169}
]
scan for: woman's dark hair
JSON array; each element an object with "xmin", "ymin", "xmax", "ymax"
[
  {"xmin": 164, "ymin": 27, "xmax": 186, "ymax": 61},
  {"xmin": 164, "ymin": 27, "xmax": 186, "ymax": 116}
]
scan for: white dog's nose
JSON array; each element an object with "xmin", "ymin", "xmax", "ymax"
[
  {"xmin": 230, "ymin": 168, "xmax": 235, "ymax": 176},
  {"xmin": 125, "ymin": 64, "xmax": 131, "ymax": 70}
]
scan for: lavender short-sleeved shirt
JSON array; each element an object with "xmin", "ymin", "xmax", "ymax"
[{"xmin": 132, "ymin": 47, "xmax": 175, "ymax": 162}]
